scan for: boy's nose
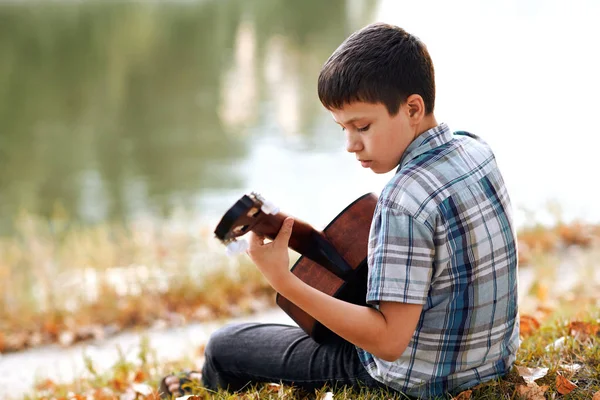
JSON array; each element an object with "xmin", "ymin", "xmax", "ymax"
[{"xmin": 346, "ymin": 135, "xmax": 363, "ymax": 153}]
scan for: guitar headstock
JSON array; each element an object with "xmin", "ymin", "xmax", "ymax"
[{"xmin": 214, "ymin": 192, "xmax": 280, "ymax": 254}]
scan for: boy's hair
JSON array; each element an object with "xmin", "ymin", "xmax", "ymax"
[{"xmin": 318, "ymin": 23, "xmax": 435, "ymax": 116}]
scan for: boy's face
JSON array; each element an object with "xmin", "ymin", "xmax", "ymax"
[{"xmin": 330, "ymin": 101, "xmax": 417, "ymax": 174}]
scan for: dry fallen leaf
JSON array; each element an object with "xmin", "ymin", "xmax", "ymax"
[
  {"xmin": 43, "ymin": 317, "xmax": 61, "ymax": 337},
  {"xmin": 110, "ymin": 377, "xmax": 128, "ymax": 391},
  {"xmin": 568, "ymin": 321, "xmax": 599, "ymax": 341},
  {"xmin": 515, "ymin": 382, "xmax": 549, "ymax": 400},
  {"xmin": 35, "ymin": 378, "xmax": 56, "ymax": 391},
  {"xmin": 545, "ymin": 336, "xmax": 567, "ymax": 351},
  {"xmin": 175, "ymin": 396, "xmax": 202, "ymax": 400},
  {"xmin": 535, "ymin": 305, "xmax": 555, "ymax": 319},
  {"xmin": 592, "ymin": 390, "xmax": 600, "ymax": 400},
  {"xmin": 559, "ymin": 363, "xmax": 582, "ymax": 374},
  {"xmin": 92, "ymin": 388, "xmax": 118, "ymax": 400},
  {"xmin": 520, "ymin": 315, "xmax": 541, "ymax": 337},
  {"xmin": 265, "ymin": 383, "xmax": 282, "ymax": 392},
  {"xmin": 556, "ymin": 374, "xmax": 577, "ymax": 395},
  {"xmin": 453, "ymin": 389, "xmax": 472, "ymax": 399},
  {"xmin": 133, "ymin": 370, "xmax": 147, "ymax": 383},
  {"xmin": 319, "ymin": 392, "xmax": 334, "ymax": 400},
  {"xmin": 516, "ymin": 366, "xmax": 549, "ymax": 384}
]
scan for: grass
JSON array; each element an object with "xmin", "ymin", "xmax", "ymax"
[
  {"xmin": 17, "ymin": 302, "xmax": 600, "ymax": 399},
  {"xmin": 2, "ymin": 211, "xmax": 600, "ymax": 398}
]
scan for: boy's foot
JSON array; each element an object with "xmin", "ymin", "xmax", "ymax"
[{"xmin": 159, "ymin": 371, "xmax": 203, "ymax": 399}]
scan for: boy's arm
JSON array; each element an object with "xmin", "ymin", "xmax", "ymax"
[
  {"xmin": 247, "ymin": 217, "xmax": 423, "ymax": 362},
  {"xmin": 279, "ymin": 272, "xmax": 423, "ymax": 361}
]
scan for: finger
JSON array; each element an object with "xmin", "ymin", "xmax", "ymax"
[
  {"xmin": 274, "ymin": 218, "xmax": 294, "ymax": 248},
  {"xmin": 248, "ymin": 231, "xmax": 264, "ymax": 250},
  {"xmin": 167, "ymin": 383, "xmax": 181, "ymax": 396},
  {"xmin": 165, "ymin": 376, "xmax": 178, "ymax": 385}
]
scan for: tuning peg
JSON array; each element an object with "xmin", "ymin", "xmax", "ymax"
[
  {"xmin": 260, "ymin": 199, "xmax": 280, "ymax": 215},
  {"xmin": 225, "ymin": 239, "xmax": 249, "ymax": 256}
]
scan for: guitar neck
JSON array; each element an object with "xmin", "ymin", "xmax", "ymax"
[{"xmin": 253, "ymin": 213, "xmax": 352, "ymax": 278}]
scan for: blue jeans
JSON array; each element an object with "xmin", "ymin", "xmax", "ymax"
[{"xmin": 201, "ymin": 322, "xmax": 389, "ymax": 393}]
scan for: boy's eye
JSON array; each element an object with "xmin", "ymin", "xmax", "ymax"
[{"xmin": 339, "ymin": 124, "xmax": 369, "ymax": 132}]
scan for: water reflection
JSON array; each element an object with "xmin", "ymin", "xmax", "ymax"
[{"xmin": 0, "ymin": 0, "xmax": 378, "ymax": 234}]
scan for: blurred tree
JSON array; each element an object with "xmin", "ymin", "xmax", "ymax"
[{"xmin": 0, "ymin": 0, "xmax": 377, "ymax": 234}]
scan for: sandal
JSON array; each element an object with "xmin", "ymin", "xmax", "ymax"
[{"xmin": 158, "ymin": 370, "xmax": 203, "ymax": 399}]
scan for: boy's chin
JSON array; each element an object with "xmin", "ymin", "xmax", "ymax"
[{"xmin": 371, "ymin": 165, "xmax": 395, "ymax": 174}]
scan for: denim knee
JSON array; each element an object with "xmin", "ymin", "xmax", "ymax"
[
  {"xmin": 202, "ymin": 323, "xmax": 254, "ymax": 391},
  {"xmin": 204, "ymin": 323, "xmax": 250, "ymax": 362}
]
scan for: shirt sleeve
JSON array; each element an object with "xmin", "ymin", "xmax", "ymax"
[{"xmin": 366, "ymin": 205, "xmax": 435, "ymax": 305}]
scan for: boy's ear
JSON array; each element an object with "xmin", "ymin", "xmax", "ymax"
[{"xmin": 406, "ymin": 94, "xmax": 425, "ymax": 121}]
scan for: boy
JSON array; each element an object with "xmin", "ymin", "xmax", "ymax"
[{"xmin": 161, "ymin": 22, "xmax": 519, "ymax": 399}]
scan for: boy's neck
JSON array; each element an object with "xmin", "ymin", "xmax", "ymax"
[{"xmin": 416, "ymin": 114, "xmax": 439, "ymax": 137}]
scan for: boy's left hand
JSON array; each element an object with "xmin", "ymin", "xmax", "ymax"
[{"xmin": 246, "ymin": 217, "xmax": 295, "ymax": 291}]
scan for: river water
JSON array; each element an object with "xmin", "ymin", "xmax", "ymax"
[{"xmin": 1, "ymin": 0, "xmax": 599, "ymax": 237}]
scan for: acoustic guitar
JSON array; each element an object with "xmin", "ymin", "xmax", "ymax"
[{"xmin": 214, "ymin": 192, "xmax": 378, "ymax": 342}]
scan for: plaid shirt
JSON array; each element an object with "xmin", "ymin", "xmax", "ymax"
[{"xmin": 357, "ymin": 123, "xmax": 519, "ymax": 398}]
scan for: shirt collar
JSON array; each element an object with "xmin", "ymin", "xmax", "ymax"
[{"xmin": 397, "ymin": 122, "xmax": 453, "ymax": 170}]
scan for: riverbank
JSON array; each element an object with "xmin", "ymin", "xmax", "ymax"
[
  {"xmin": 1, "ymin": 215, "xmax": 599, "ymax": 355},
  {"xmin": 0, "ymin": 308, "xmax": 296, "ymax": 400},
  {"xmin": 0, "ymin": 213, "xmax": 278, "ymax": 354}
]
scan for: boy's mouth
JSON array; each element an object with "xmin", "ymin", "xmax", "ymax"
[{"xmin": 359, "ymin": 160, "xmax": 372, "ymax": 168}]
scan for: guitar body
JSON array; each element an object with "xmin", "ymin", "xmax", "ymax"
[
  {"xmin": 214, "ymin": 192, "xmax": 378, "ymax": 343},
  {"xmin": 276, "ymin": 193, "xmax": 377, "ymax": 342}
]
